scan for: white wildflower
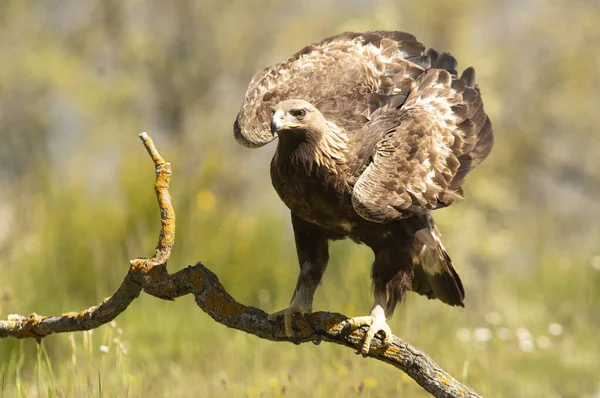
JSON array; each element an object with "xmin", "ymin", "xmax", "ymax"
[
  {"xmin": 518, "ymin": 339, "xmax": 535, "ymax": 353},
  {"xmin": 515, "ymin": 327, "xmax": 535, "ymax": 352},
  {"xmin": 474, "ymin": 327, "xmax": 492, "ymax": 342},
  {"xmin": 536, "ymin": 335, "xmax": 552, "ymax": 349},
  {"xmin": 515, "ymin": 327, "xmax": 532, "ymax": 341},
  {"xmin": 548, "ymin": 323, "xmax": 563, "ymax": 336},
  {"xmin": 99, "ymin": 345, "xmax": 109, "ymax": 353}
]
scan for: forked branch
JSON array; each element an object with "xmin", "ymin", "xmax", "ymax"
[{"xmin": 0, "ymin": 133, "xmax": 481, "ymax": 398}]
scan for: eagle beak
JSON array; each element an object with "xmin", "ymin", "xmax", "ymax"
[
  {"xmin": 271, "ymin": 110, "xmax": 301, "ymax": 136},
  {"xmin": 271, "ymin": 110, "xmax": 285, "ymax": 136}
]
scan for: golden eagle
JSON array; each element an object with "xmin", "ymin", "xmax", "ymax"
[{"xmin": 234, "ymin": 31, "xmax": 493, "ymax": 353}]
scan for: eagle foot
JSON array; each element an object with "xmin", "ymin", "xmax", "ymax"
[
  {"xmin": 343, "ymin": 313, "xmax": 393, "ymax": 356},
  {"xmin": 268, "ymin": 303, "xmax": 320, "ymax": 344}
]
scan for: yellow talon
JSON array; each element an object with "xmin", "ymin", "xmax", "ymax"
[{"xmin": 345, "ymin": 305, "xmax": 393, "ymax": 356}]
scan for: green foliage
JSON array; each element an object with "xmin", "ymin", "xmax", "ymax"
[{"xmin": 1, "ymin": 0, "xmax": 599, "ymax": 396}]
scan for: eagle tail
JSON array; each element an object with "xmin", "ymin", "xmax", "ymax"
[{"xmin": 412, "ymin": 225, "xmax": 465, "ymax": 307}]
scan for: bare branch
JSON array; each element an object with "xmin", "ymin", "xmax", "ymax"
[{"xmin": 0, "ymin": 133, "xmax": 481, "ymax": 398}]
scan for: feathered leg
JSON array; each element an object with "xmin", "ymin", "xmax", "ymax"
[
  {"xmin": 346, "ymin": 250, "xmax": 412, "ymax": 355},
  {"xmin": 268, "ymin": 214, "xmax": 329, "ymax": 341}
]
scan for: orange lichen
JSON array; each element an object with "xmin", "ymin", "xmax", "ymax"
[
  {"xmin": 202, "ymin": 289, "xmax": 245, "ymax": 317},
  {"xmin": 8, "ymin": 313, "xmax": 46, "ymax": 341},
  {"xmin": 139, "ymin": 132, "xmax": 165, "ymax": 166},
  {"xmin": 382, "ymin": 343, "xmax": 402, "ymax": 360},
  {"xmin": 62, "ymin": 311, "xmax": 81, "ymax": 318},
  {"xmin": 320, "ymin": 316, "xmax": 345, "ymax": 334},
  {"xmin": 28, "ymin": 313, "xmax": 44, "ymax": 326},
  {"xmin": 436, "ymin": 372, "xmax": 453, "ymax": 388}
]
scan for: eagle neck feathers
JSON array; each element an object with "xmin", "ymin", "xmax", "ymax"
[
  {"xmin": 274, "ymin": 120, "xmax": 349, "ymax": 176},
  {"xmin": 314, "ymin": 121, "xmax": 348, "ymax": 172}
]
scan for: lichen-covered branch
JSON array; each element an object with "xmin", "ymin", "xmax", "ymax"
[{"xmin": 0, "ymin": 133, "xmax": 481, "ymax": 398}]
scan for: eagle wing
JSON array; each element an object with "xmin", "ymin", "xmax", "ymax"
[
  {"xmin": 234, "ymin": 31, "xmax": 435, "ymax": 147},
  {"xmin": 351, "ymin": 63, "xmax": 494, "ymax": 223}
]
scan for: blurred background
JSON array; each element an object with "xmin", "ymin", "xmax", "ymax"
[{"xmin": 1, "ymin": 0, "xmax": 599, "ymax": 397}]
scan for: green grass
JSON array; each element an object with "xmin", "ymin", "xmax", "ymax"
[{"xmin": 1, "ymin": 159, "xmax": 599, "ymax": 397}]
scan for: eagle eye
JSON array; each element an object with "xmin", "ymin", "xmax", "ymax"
[{"xmin": 289, "ymin": 108, "xmax": 306, "ymax": 120}]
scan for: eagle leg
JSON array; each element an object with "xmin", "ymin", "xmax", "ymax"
[
  {"xmin": 344, "ymin": 304, "xmax": 393, "ymax": 356},
  {"xmin": 267, "ymin": 214, "xmax": 328, "ymax": 344}
]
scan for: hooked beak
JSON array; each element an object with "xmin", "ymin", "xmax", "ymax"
[
  {"xmin": 270, "ymin": 110, "xmax": 285, "ymax": 136},
  {"xmin": 270, "ymin": 110, "xmax": 301, "ymax": 136}
]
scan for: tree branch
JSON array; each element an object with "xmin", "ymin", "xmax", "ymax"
[{"xmin": 0, "ymin": 133, "xmax": 481, "ymax": 398}]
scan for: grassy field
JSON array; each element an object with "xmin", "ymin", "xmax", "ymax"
[
  {"xmin": 1, "ymin": 0, "xmax": 600, "ymax": 396},
  {"xmin": 1, "ymin": 152, "xmax": 599, "ymax": 397}
]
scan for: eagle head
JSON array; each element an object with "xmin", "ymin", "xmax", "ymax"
[
  {"xmin": 270, "ymin": 99, "xmax": 327, "ymax": 139},
  {"xmin": 270, "ymin": 99, "xmax": 348, "ymax": 169}
]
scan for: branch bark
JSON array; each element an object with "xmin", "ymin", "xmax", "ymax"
[{"xmin": 0, "ymin": 133, "xmax": 481, "ymax": 398}]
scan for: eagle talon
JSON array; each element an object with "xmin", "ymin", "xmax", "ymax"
[
  {"xmin": 268, "ymin": 300, "xmax": 316, "ymax": 342},
  {"xmin": 303, "ymin": 312, "xmax": 322, "ymax": 345},
  {"xmin": 345, "ymin": 310, "xmax": 394, "ymax": 356},
  {"xmin": 378, "ymin": 340, "xmax": 391, "ymax": 350},
  {"xmin": 301, "ymin": 312, "xmax": 320, "ymax": 336}
]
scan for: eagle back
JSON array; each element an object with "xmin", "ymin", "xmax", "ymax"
[{"xmin": 234, "ymin": 31, "xmax": 437, "ymax": 148}]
